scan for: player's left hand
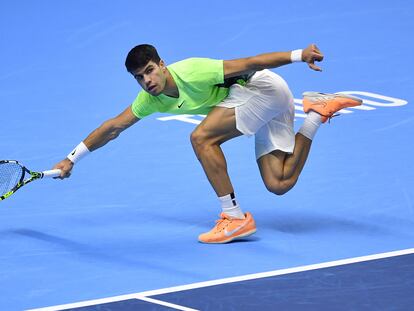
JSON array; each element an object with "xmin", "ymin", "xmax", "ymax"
[{"xmin": 302, "ymin": 44, "xmax": 324, "ymax": 71}]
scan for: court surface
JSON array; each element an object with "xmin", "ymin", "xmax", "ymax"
[{"xmin": 1, "ymin": 1, "xmax": 413, "ymax": 310}]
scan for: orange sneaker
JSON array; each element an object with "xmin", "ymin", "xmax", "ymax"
[
  {"xmin": 198, "ymin": 212, "xmax": 257, "ymax": 244},
  {"xmin": 302, "ymin": 92, "xmax": 363, "ymax": 123}
]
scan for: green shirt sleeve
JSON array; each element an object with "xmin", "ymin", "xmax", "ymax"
[{"xmin": 131, "ymin": 90, "xmax": 157, "ymax": 119}]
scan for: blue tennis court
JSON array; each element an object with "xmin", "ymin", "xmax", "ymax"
[{"xmin": 1, "ymin": 1, "xmax": 413, "ymax": 310}]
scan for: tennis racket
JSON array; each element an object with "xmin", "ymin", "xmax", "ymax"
[{"xmin": 0, "ymin": 160, "xmax": 61, "ymax": 201}]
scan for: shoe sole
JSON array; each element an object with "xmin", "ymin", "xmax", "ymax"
[
  {"xmin": 302, "ymin": 91, "xmax": 363, "ymax": 104},
  {"xmin": 198, "ymin": 228, "xmax": 257, "ymax": 244}
]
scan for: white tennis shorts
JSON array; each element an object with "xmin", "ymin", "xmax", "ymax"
[{"xmin": 217, "ymin": 69, "xmax": 295, "ymax": 159}]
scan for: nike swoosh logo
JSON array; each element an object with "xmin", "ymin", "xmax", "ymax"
[
  {"xmin": 71, "ymin": 150, "xmax": 76, "ymax": 156},
  {"xmin": 178, "ymin": 101, "xmax": 185, "ymax": 108},
  {"xmin": 224, "ymin": 221, "xmax": 249, "ymax": 237}
]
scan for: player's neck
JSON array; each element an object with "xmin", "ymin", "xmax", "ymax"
[{"xmin": 162, "ymin": 69, "xmax": 179, "ymax": 98}]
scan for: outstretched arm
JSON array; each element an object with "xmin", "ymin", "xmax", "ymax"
[
  {"xmin": 53, "ymin": 105, "xmax": 139, "ymax": 178},
  {"xmin": 82, "ymin": 106, "xmax": 139, "ymax": 151},
  {"xmin": 223, "ymin": 44, "xmax": 324, "ymax": 78}
]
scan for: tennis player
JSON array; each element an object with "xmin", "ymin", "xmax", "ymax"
[{"xmin": 53, "ymin": 44, "xmax": 362, "ymax": 243}]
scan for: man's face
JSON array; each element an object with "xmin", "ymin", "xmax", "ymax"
[{"xmin": 131, "ymin": 60, "xmax": 167, "ymax": 96}]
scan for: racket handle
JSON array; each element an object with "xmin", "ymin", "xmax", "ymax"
[{"xmin": 42, "ymin": 169, "xmax": 62, "ymax": 178}]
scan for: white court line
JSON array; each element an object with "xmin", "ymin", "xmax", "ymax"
[
  {"xmin": 26, "ymin": 296, "xmax": 199, "ymax": 311},
  {"xmin": 135, "ymin": 295, "xmax": 199, "ymax": 311},
  {"xmin": 27, "ymin": 248, "xmax": 414, "ymax": 311}
]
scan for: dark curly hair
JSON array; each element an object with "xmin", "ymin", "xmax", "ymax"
[{"xmin": 125, "ymin": 44, "xmax": 161, "ymax": 72}]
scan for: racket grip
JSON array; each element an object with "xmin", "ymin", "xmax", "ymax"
[{"xmin": 42, "ymin": 169, "xmax": 62, "ymax": 178}]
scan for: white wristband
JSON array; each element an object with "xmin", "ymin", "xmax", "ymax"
[
  {"xmin": 291, "ymin": 49, "xmax": 303, "ymax": 63},
  {"xmin": 67, "ymin": 142, "xmax": 90, "ymax": 164}
]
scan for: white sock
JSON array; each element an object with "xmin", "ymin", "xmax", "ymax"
[
  {"xmin": 298, "ymin": 111, "xmax": 322, "ymax": 140},
  {"xmin": 219, "ymin": 193, "xmax": 245, "ymax": 219}
]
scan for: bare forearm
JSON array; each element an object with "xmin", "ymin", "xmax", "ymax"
[
  {"xmin": 54, "ymin": 106, "xmax": 138, "ymax": 178},
  {"xmin": 224, "ymin": 44, "xmax": 323, "ymax": 78},
  {"xmin": 83, "ymin": 119, "xmax": 123, "ymax": 151},
  {"xmin": 224, "ymin": 51, "xmax": 295, "ymax": 78},
  {"xmin": 82, "ymin": 106, "xmax": 139, "ymax": 152},
  {"xmin": 248, "ymin": 51, "xmax": 293, "ymax": 71}
]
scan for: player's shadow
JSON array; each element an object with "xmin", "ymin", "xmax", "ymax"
[
  {"xmin": 8, "ymin": 229, "xmax": 205, "ymax": 278},
  {"xmin": 229, "ymin": 236, "xmax": 261, "ymax": 243},
  {"xmin": 259, "ymin": 213, "xmax": 391, "ymax": 235}
]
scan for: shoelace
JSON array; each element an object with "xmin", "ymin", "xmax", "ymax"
[
  {"xmin": 327, "ymin": 113, "xmax": 340, "ymax": 123},
  {"xmin": 214, "ymin": 215, "xmax": 232, "ymax": 232},
  {"xmin": 312, "ymin": 97, "xmax": 341, "ymax": 123},
  {"xmin": 215, "ymin": 215, "xmax": 231, "ymax": 225}
]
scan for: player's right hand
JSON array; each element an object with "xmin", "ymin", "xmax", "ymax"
[{"xmin": 53, "ymin": 158, "xmax": 74, "ymax": 179}]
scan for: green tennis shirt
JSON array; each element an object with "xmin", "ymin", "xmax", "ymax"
[{"xmin": 131, "ymin": 58, "xmax": 230, "ymax": 119}]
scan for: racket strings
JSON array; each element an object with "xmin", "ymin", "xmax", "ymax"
[{"xmin": 0, "ymin": 163, "xmax": 23, "ymax": 196}]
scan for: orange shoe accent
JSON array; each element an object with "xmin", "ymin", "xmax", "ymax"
[
  {"xmin": 302, "ymin": 92, "xmax": 363, "ymax": 123},
  {"xmin": 198, "ymin": 212, "xmax": 257, "ymax": 244}
]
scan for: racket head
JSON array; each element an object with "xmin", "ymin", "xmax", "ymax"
[{"xmin": 0, "ymin": 160, "xmax": 40, "ymax": 201}]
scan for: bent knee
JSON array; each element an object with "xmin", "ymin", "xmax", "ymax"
[
  {"xmin": 266, "ymin": 184, "xmax": 290, "ymax": 196},
  {"xmin": 190, "ymin": 129, "xmax": 216, "ymax": 156},
  {"xmin": 190, "ymin": 129, "xmax": 207, "ymax": 149},
  {"xmin": 264, "ymin": 179, "xmax": 296, "ymax": 196}
]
